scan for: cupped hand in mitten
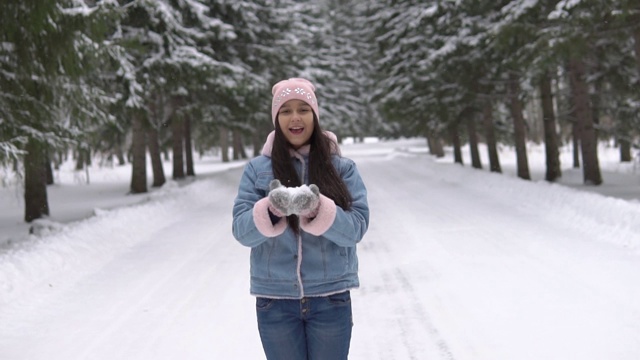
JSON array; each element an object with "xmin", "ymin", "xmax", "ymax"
[
  {"xmin": 291, "ymin": 184, "xmax": 320, "ymax": 218},
  {"xmin": 268, "ymin": 179, "xmax": 292, "ymax": 217}
]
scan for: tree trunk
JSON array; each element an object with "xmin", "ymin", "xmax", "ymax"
[
  {"xmin": 571, "ymin": 122, "xmax": 580, "ymax": 168},
  {"xmin": 24, "ymin": 138, "xmax": 50, "ymax": 222},
  {"xmin": 185, "ymin": 115, "xmax": 195, "ymax": 176},
  {"xmin": 253, "ymin": 121, "xmax": 271, "ymax": 157},
  {"xmin": 172, "ymin": 116, "xmax": 185, "ymax": 179},
  {"xmin": 130, "ymin": 112, "xmax": 148, "ymax": 194},
  {"xmin": 53, "ymin": 151, "xmax": 62, "ymax": 170},
  {"xmin": 75, "ymin": 150, "xmax": 82, "ymax": 171},
  {"xmin": 568, "ymin": 57, "xmax": 602, "ymax": 185},
  {"xmin": 539, "ymin": 72, "xmax": 561, "ymax": 182},
  {"xmin": 86, "ymin": 148, "xmax": 92, "ymax": 167},
  {"xmin": 220, "ymin": 126, "xmax": 230, "ymax": 163},
  {"xmin": 253, "ymin": 129, "xmax": 262, "ymax": 157},
  {"xmin": 449, "ymin": 122, "xmax": 463, "ymax": 165},
  {"xmin": 620, "ymin": 139, "xmax": 632, "ymax": 162},
  {"xmin": 426, "ymin": 133, "xmax": 445, "ymax": 158},
  {"xmin": 508, "ymin": 72, "xmax": 531, "ymax": 180},
  {"xmin": 466, "ymin": 114, "xmax": 482, "ymax": 169},
  {"xmin": 425, "ymin": 121, "xmax": 445, "ymax": 158},
  {"xmin": 147, "ymin": 123, "xmax": 166, "ymax": 187},
  {"xmin": 115, "ymin": 131, "xmax": 126, "ymax": 166},
  {"xmin": 617, "ymin": 107, "xmax": 633, "ymax": 162},
  {"xmin": 45, "ymin": 149, "xmax": 54, "ymax": 185},
  {"xmin": 482, "ymin": 101, "xmax": 501, "ymax": 173},
  {"xmin": 75, "ymin": 146, "xmax": 88, "ymax": 171},
  {"xmin": 232, "ymin": 129, "xmax": 247, "ymax": 160},
  {"xmin": 632, "ymin": 12, "xmax": 640, "ymax": 74}
]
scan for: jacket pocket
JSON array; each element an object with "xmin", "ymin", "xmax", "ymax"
[
  {"xmin": 256, "ymin": 297, "xmax": 276, "ymax": 311},
  {"xmin": 326, "ymin": 291, "xmax": 351, "ymax": 306},
  {"xmin": 251, "ymin": 240, "xmax": 277, "ymax": 279},
  {"xmin": 255, "ymin": 172, "xmax": 274, "ymax": 194},
  {"xmin": 321, "ymin": 241, "xmax": 351, "ymax": 279}
]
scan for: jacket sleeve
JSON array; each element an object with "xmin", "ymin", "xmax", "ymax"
[
  {"xmin": 232, "ymin": 162, "xmax": 285, "ymax": 247},
  {"xmin": 299, "ymin": 158, "xmax": 369, "ymax": 247}
]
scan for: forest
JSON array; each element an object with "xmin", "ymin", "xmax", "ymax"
[{"xmin": 1, "ymin": 0, "xmax": 639, "ymax": 223}]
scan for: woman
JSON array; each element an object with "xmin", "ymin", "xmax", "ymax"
[{"xmin": 232, "ymin": 77, "xmax": 369, "ymax": 359}]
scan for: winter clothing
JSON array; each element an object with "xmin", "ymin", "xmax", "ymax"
[
  {"xmin": 256, "ymin": 292, "xmax": 353, "ymax": 360},
  {"xmin": 268, "ymin": 179, "xmax": 320, "ymax": 217},
  {"xmin": 232, "ymin": 131, "xmax": 369, "ymax": 299},
  {"xmin": 267, "ymin": 179, "xmax": 294, "ymax": 217},
  {"xmin": 271, "ymin": 78, "xmax": 319, "ymax": 125},
  {"xmin": 290, "ymin": 184, "xmax": 320, "ymax": 217}
]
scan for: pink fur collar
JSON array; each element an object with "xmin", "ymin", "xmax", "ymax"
[{"xmin": 260, "ymin": 131, "xmax": 341, "ymax": 157}]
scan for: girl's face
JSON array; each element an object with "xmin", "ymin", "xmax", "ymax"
[{"xmin": 277, "ymin": 99, "xmax": 315, "ymax": 149}]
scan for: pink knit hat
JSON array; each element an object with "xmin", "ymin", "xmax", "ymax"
[{"xmin": 271, "ymin": 78, "xmax": 319, "ymax": 126}]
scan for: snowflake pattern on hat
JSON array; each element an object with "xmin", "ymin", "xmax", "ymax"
[
  {"xmin": 272, "ymin": 87, "xmax": 317, "ymax": 109},
  {"xmin": 271, "ymin": 78, "xmax": 319, "ymax": 126}
]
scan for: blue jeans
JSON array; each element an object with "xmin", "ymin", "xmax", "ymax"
[{"xmin": 256, "ymin": 291, "xmax": 353, "ymax": 360}]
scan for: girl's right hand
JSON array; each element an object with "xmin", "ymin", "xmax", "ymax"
[{"xmin": 268, "ymin": 179, "xmax": 291, "ymax": 217}]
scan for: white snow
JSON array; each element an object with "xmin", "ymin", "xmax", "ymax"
[{"xmin": 1, "ymin": 139, "xmax": 640, "ymax": 359}]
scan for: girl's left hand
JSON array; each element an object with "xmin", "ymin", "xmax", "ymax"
[{"xmin": 291, "ymin": 184, "xmax": 320, "ymax": 218}]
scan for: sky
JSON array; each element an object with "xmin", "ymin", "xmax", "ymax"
[{"xmin": 1, "ymin": 138, "xmax": 640, "ymax": 360}]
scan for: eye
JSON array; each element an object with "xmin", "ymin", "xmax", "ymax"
[
  {"xmin": 279, "ymin": 108, "xmax": 291, "ymax": 114},
  {"xmin": 299, "ymin": 108, "xmax": 310, "ymax": 113}
]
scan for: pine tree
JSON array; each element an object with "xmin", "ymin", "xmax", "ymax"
[
  {"xmin": 1, "ymin": 0, "xmax": 109, "ymax": 221},
  {"xmin": 104, "ymin": 0, "xmax": 236, "ymax": 190}
]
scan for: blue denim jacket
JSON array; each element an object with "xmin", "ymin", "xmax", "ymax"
[{"xmin": 232, "ymin": 150, "xmax": 369, "ymax": 299}]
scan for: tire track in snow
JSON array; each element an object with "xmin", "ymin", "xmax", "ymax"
[
  {"xmin": 353, "ymin": 151, "xmax": 640, "ymax": 360},
  {"xmin": 0, "ymin": 169, "xmax": 262, "ymax": 360},
  {"xmin": 3, "ymin": 148, "xmax": 640, "ymax": 360},
  {"xmin": 352, "ymin": 154, "xmax": 458, "ymax": 360},
  {"xmin": 391, "ymin": 268, "xmax": 456, "ymax": 360}
]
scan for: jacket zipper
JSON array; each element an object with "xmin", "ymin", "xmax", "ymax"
[
  {"xmin": 293, "ymin": 151, "xmax": 306, "ymax": 298},
  {"xmin": 296, "ymin": 233, "xmax": 304, "ymax": 298}
]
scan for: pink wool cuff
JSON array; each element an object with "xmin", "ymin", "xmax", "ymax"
[
  {"xmin": 299, "ymin": 194, "xmax": 336, "ymax": 236},
  {"xmin": 253, "ymin": 198, "xmax": 287, "ymax": 237},
  {"xmin": 268, "ymin": 204, "xmax": 285, "ymax": 218}
]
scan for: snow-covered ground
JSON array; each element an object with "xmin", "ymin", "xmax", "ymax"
[{"xmin": 1, "ymin": 138, "xmax": 640, "ymax": 359}]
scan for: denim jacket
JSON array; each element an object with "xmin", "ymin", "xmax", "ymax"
[{"xmin": 232, "ymin": 132, "xmax": 369, "ymax": 299}]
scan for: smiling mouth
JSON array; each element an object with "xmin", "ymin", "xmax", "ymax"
[{"xmin": 290, "ymin": 127, "xmax": 304, "ymax": 135}]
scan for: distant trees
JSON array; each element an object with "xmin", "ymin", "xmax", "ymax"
[
  {"xmin": 1, "ymin": 0, "xmax": 639, "ymax": 224},
  {"xmin": 371, "ymin": 0, "xmax": 639, "ymax": 184},
  {"xmin": 1, "ymin": 0, "xmax": 383, "ymax": 223}
]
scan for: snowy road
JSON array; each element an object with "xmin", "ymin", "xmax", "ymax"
[
  {"xmin": 2, "ymin": 143, "xmax": 640, "ymax": 359},
  {"xmin": 352, "ymin": 151, "xmax": 640, "ymax": 359}
]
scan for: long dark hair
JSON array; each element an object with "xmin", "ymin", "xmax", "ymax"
[{"xmin": 272, "ymin": 114, "xmax": 352, "ymax": 232}]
